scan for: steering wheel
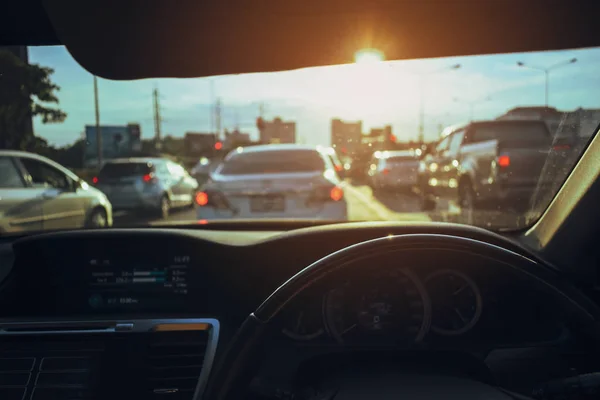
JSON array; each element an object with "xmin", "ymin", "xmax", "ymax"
[{"xmin": 203, "ymin": 234, "xmax": 600, "ymax": 400}]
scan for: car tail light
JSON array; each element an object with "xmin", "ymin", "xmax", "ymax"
[
  {"xmin": 382, "ymin": 168, "xmax": 391, "ymax": 175},
  {"xmin": 308, "ymin": 185, "xmax": 344, "ymax": 203},
  {"xmin": 330, "ymin": 186, "xmax": 344, "ymax": 201},
  {"xmin": 142, "ymin": 173, "xmax": 157, "ymax": 184},
  {"xmin": 195, "ymin": 191, "xmax": 209, "ymax": 206},
  {"xmin": 497, "ymin": 155, "xmax": 510, "ymax": 168},
  {"xmin": 92, "ymin": 176, "xmax": 98, "ymax": 184},
  {"xmin": 335, "ymin": 164, "xmax": 343, "ymax": 172},
  {"xmin": 196, "ymin": 190, "xmax": 232, "ymax": 211}
]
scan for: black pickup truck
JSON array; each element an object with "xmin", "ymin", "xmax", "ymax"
[{"xmin": 418, "ymin": 120, "xmax": 561, "ymax": 213}]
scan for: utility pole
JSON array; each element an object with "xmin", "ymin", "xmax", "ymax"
[
  {"xmin": 234, "ymin": 107, "xmax": 240, "ymax": 131},
  {"xmin": 215, "ymin": 98, "xmax": 222, "ymax": 140},
  {"xmin": 93, "ymin": 76, "xmax": 102, "ymax": 168},
  {"xmin": 209, "ymin": 80, "xmax": 216, "ymax": 134},
  {"xmin": 153, "ymin": 86, "xmax": 162, "ymax": 149},
  {"xmin": 416, "ymin": 64, "xmax": 461, "ymax": 144}
]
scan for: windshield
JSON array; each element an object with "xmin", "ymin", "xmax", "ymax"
[{"xmin": 0, "ymin": 45, "xmax": 598, "ymax": 233}]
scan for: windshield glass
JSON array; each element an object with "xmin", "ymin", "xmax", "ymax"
[{"xmin": 0, "ymin": 45, "xmax": 598, "ymax": 232}]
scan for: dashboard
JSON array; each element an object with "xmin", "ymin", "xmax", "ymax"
[{"xmin": 0, "ymin": 222, "xmax": 596, "ymax": 400}]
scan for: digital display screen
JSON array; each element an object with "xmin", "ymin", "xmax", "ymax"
[{"xmin": 87, "ymin": 255, "xmax": 191, "ymax": 310}]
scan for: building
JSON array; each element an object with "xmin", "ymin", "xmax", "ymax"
[
  {"xmin": 224, "ymin": 129, "xmax": 251, "ymax": 148},
  {"xmin": 331, "ymin": 119, "xmax": 362, "ymax": 154},
  {"xmin": 362, "ymin": 125, "xmax": 395, "ymax": 149},
  {"xmin": 259, "ymin": 117, "xmax": 296, "ymax": 144},
  {"xmin": 184, "ymin": 132, "xmax": 218, "ymax": 157}
]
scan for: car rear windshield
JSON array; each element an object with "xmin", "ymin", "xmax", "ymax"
[
  {"xmin": 472, "ymin": 122, "xmax": 551, "ymax": 145},
  {"xmin": 99, "ymin": 162, "xmax": 154, "ymax": 178},
  {"xmin": 219, "ymin": 150, "xmax": 326, "ymax": 175}
]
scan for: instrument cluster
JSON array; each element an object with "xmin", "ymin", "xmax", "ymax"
[{"xmin": 281, "ymin": 266, "xmax": 484, "ymax": 345}]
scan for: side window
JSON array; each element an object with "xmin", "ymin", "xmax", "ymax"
[
  {"xmin": 168, "ymin": 162, "xmax": 185, "ymax": 177},
  {"xmin": 155, "ymin": 162, "xmax": 169, "ymax": 175},
  {"xmin": 448, "ymin": 130, "xmax": 465, "ymax": 156},
  {"xmin": 20, "ymin": 158, "xmax": 70, "ymax": 190},
  {"xmin": 0, "ymin": 158, "xmax": 25, "ymax": 188},
  {"xmin": 435, "ymin": 136, "xmax": 450, "ymax": 154}
]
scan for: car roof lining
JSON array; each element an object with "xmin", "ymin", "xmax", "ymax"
[{"xmin": 1, "ymin": 0, "xmax": 596, "ymax": 80}]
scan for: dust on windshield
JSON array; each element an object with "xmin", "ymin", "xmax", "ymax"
[{"xmin": 0, "ymin": 45, "xmax": 598, "ymax": 233}]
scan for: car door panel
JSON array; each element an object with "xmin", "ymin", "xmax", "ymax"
[
  {"xmin": 18, "ymin": 157, "xmax": 85, "ymax": 230},
  {"xmin": 0, "ymin": 157, "xmax": 44, "ymax": 233}
]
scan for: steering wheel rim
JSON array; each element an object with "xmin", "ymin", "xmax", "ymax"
[{"xmin": 203, "ymin": 234, "xmax": 600, "ymax": 400}]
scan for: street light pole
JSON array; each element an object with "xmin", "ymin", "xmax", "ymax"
[
  {"xmin": 418, "ymin": 74, "xmax": 425, "ymax": 144},
  {"xmin": 417, "ymin": 63, "xmax": 461, "ymax": 144},
  {"xmin": 516, "ymin": 58, "xmax": 577, "ymax": 107},
  {"xmin": 93, "ymin": 75, "xmax": 102, "ymax": 168}
]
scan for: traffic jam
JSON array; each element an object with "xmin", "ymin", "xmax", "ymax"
[{"xmin": 0, "ymin": 106, "xmax": 586, "ymax": 233}]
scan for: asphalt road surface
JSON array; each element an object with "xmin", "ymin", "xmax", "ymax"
[{"xmin": 112, "ymin": 182, "xmax": 533, "ymax": 230}]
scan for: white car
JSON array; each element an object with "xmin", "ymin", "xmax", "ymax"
[
  {"xmin": 0, "ymin": 151, "xmax": 113, "ymax": 233},
  {"xmin": 195, "ymin": 144, "xmax": 348, "ymax": 220}
]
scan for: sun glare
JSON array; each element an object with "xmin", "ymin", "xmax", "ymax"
[{"xmin": 354, "ymin": 48, "xmax": 385, "ymax": 64}]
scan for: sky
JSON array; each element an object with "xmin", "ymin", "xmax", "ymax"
[{"xmin": 28, "ymin": 45, "xmax": 600, "ymax": 148}]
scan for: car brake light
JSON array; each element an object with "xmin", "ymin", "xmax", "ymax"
[
  {"xmin": 382, "ymin": 168, "xmax": 391, "ymax": 175},
  {"xmin": 143, "ymin": 173, "xmax": 157, "ymax": 183},
  {"xmin": 92, "ymin": 176, "xmax": 98, "ymax": 184},
  {"xmin": 330, "ymin": 186, "xmax": 344, "ymax": 201},
  {"xmin": 497, "ymin": 155, "xmax": 510, "ymax": 168},
  {"xmin": 195, "ymin": 191, "xmax": 209, "ymax": 206}
]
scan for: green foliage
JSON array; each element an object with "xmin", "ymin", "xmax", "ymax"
[{"xmin": 0, "ymin": 49, "xmax": 67, "ymax": 149}]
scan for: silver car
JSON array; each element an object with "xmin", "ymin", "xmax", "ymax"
[
  {"xmin": 94, "ymin": 158, "xmax": 199, "ymax": 218},
  {"xmin": 368, "ymin": 150, "xmax": 420, "ymax": 192},
  {"xmin": 0, "ymin": 151, "xmax": 112, "ymax": 233},
  {"xmin": 195, "ymin": 145, "xmax": 348, "ymax": 220}
]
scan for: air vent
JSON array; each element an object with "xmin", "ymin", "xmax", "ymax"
[
  {"xmin": 144, "ymin": 330, "xmax": 209, "ymax": 400},
  {"xmin": 0, "ymin": 319, "xmax": 218, "ymax": 400},
  {"xmin": 0, "ymin": 334, "xmax": 104, "ymax": 400}
]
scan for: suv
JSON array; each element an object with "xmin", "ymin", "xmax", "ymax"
[
  {"xmin": 0, "ymin": 151, "xmax": 112, "ymax": 233},
  {"xmin": 94, "ymin": 158, "xmax": 198, "ymax": 218}
]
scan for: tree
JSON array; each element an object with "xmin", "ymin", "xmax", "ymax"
[{"xmin": 0, "ymin": 50, "xmax": 66, "ymax": 150}]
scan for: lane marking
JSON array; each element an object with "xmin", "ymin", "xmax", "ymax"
[{"xmin": 343, "ymin": 184, "xmax": 390, "ymax": 220}]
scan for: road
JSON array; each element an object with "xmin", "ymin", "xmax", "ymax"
[{"xmin": 112, "ymin": 182, "xmax": 533, "ymax": 229}]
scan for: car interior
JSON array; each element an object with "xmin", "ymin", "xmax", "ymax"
[{"xmin": 3, "ymin": 1, "xmax": 600, "ymax": 400}]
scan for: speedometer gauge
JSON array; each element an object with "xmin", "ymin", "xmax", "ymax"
[
  {"xmin": 324, "ymin": 268, "xmax": 431, "ymax": 345},
  {"xmin": 282, "ymin": 311, "xmax": 325, "ymax": 341},
  {"xmin": 424, "ymin": 269, "xmax": 482, "ymax": 336}
]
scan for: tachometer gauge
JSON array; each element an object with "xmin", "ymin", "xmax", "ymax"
[
  {"xmin": 424, "ymin": 269, "xmax": 482, "ymax": 336},
  {"xmin": 324, "ymin": 268, "xmax": 431, "ymax": 345},
  {"xmin": 282, "ymin": 310, "xmax": 325, "ymax": 341}
]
